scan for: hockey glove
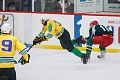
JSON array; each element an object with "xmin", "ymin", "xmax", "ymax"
[
  {"xmin": 33, "ymin": 36, "xmax": 48, "ymax": 45},
  {"xmin": 74, "ymin": 35, "xmax": 86, "ymax": 44},
  {"xmin": 39, "ymin": 36, "xmax": 48, "ymax": 41},
  {"xmin": 20, "ymin": 54, "xmax": 30, "ymax": 65},
  {"xmin": 33, "ymin": 36, "xmax": 43, "ymax": 45}
]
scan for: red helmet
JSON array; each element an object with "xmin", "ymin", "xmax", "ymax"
[{"xmin": 90, "ymin": 20, "xmax": 99, "ymax": 27}]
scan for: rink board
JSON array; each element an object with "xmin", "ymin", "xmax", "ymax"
[
  {"xmin": 0, "ymin": 12, "xmax": 120, "ymax": 53},
  {"xmin": 33, "ymin": 44, "xmax": 120, "ymax": 53}
]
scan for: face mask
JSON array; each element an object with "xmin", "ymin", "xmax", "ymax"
[{"xmin": 43, "ymin": 21, "xmax": 47, "ymax": 26}]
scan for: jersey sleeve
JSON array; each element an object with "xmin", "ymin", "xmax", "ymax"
[
  {"xmin": 15, "ymin": 38, "xmax": 27, "ymax": 55},
  {"xmin": 87, "ymin": 27, "xmax": 92, "ymax": 40},
  {"xmin": 45, "ymin": 20, "xmax": 56, "ymax": 38},
  {"xmin": 38, "ymin": 26, "xmax": 47, "ymax": 36}
]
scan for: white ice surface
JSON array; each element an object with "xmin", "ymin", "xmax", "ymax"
[{"xmin": 14, "ymin": 48, "xmax": 120, "ymax": 80}]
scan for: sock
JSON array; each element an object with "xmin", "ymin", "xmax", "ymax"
[{"xmin": 71, "ymin": 47, "xmax": 82, "ymax": 58}]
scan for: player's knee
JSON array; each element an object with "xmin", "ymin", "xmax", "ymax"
[
  {"xmin": 65, "ymin": 45, "xmax": 74, "ymax": 52},
  {"xmin": 65, "ymin": 46, "xmax": 74, "ymax": 52},
  {"xmin": 62, "ymin": 42, "xmax": 74, "ymax": 52}
]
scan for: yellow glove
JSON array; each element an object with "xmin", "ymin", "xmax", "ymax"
[{"xmin": 20, "ymin": 54, "xmax": 30, "ymax": 65}]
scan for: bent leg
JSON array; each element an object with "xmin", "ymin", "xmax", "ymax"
[
  {"xmin": 86, "ymin": 38, "xmax": 93, "ymax": 54},
  {"xmin": 101, "ymin": 34, "xmax": 113, "ymax": 48},
  {"xmin": 92, "ymin": 36, "xmax": 103, "ymax": 44}
]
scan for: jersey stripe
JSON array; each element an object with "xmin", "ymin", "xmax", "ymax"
[
  {"xmin": 19, "ymin": 48, "xmax": 27, "ymax": 55},
  {"xmin": 0, "ymin": 56, "xmax": 14, "ymax": 63}
]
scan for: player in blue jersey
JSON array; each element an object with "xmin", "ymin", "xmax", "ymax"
[{"xmin": 0, "ymin": 23, "xmax": 30, "ymax": 80}]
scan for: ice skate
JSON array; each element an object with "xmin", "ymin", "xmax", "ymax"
[
  {"xmin": 87, "ymin": 53, "xmax": 91, "ymax": 61},
  {"xmin": 97, "ymin": 51, "xmax": 106, "ymax": 60},
  {"xmin": 81, "ymin": 53, "xmax": 89, "ymax": 64}
]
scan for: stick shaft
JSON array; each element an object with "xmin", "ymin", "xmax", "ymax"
[{"xmin": 27, "ymin": 45, "xmax": 34, "ymax": 52}]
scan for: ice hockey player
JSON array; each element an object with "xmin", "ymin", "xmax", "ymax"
[
  {"xmin": 0, "ymin": 23, "xmax": 30, "ymax": 80},
  {"xmin": 33, "ymin": 14, "xmax": 88, "ymax": 64},
  {"xmin": 85, "ymin": 20, "xmax": 113, "ymax": 60}
]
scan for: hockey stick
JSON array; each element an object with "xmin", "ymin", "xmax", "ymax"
[
  {"xmin": 26, "ymin": 44, "xmax": 34, "ymax": 52},
  {"xmin": 15, "ymin": 39, "xmax": 43, "ymax": 64},
  {"xmin": 15, "ymin": 34, "xmax": 43, "ymax": 64}
]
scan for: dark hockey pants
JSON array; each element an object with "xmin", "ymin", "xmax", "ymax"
[{"xmin": 0, "ymin": 68, "xmax": 16, "ymax": 80}]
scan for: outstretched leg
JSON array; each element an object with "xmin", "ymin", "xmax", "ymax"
[{"xmin": 58, "ymin": 29, "xmax": 88, "ymax": 64}]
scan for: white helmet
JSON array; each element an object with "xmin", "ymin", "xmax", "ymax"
[
  {"xmin": 40, "ymin": 14, "xmax": 49, "ymax": 21},
  {"xmin": 1, "ymin": 23, "xmax": 12, "ymax": 33}
]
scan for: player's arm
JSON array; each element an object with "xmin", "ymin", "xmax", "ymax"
[
  {"xmin": 33, "ymin": 20, "xmax": 56, "ymax": 45},
  {"xmin": 33, "ymin": 20, "xmax": 56, "ymax": 44},
  {"xmin": 16, "ymin": 38, "xmax": 30, "ymax": 65},
  {"xmin": 38, "ymin": 26, "xmax": 47, "ymax": 36},
  {"xmin": 86, "ymin": 28, "xmax": 92, "ymax": 40},
  {"xmin": 33, "ymin": 26, "xmax": 47, "ymax": 45}
]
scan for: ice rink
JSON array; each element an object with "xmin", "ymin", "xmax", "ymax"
[{"xmin": 15, "ymin": 48, "xmax": 120, "ymax": 80}]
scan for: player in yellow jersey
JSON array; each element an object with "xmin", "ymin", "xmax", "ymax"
[
  {"xmin": 0, "ymin": 23, "xmax": 30, "ymax": 80},
  {"xmin": 33, "ymin": 14, "xmax": 88, "ymax": 64}
]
